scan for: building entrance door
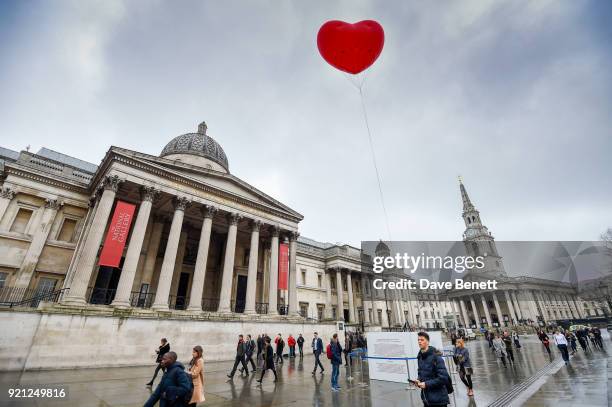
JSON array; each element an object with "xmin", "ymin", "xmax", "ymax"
[
  {"xmin": 343, "ymin": 309, "xmax": 350, "ymax": 322},
  {"xmin": 235, "ymin": 275, "xmax": 247, "ymax": 313},
  {"xmin": 91, "ymin": 258, "xmax": 123, "ymax": 304},
  {"xmin": 175, "ymin": 272, "xmax": 190, "ymax": 310}
]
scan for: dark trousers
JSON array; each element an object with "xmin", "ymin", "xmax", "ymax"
[
  {"xmin": 259, "ymin": 365, "xmax": 277, "ymax": 381},
  {"xmin": 459, "ymin": 365, "xmax": 473, "ymax": 390},
  {"xmin": 313, "ymin": 351, "xmax": 324, "ymax": 372},
  {"xmin": 557, "ymin": 344, "xmax": 569, "ymax": 362},
  {"xmin": 276, "ymin": 348, "xmax": 284, "ymax": 363},
  {"xmin": 230, "ymin": 355, "xmax": 249, "ymax": 376},
  {"xmin": 244, "ymin": 354, "xmax": 256, "ymax": 371},
  {"xmin": 506, "ymin": 349, "xmax": 514, "ymax": 363},
  {"xmin": 289, "ymin": 346, "xmax": 295, "ymax": 357},
  {"xmin": 149, "ymin": 363, "xmax": 164, "ymax": 383},
  {"xmin": 298, "ymin": 345, "xmax": 303, "ymax": 357}
]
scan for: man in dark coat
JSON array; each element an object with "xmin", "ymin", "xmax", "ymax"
[
  {"xmin": 146, "ymin": 338, "xmax": 170, "ymax": 387},
  {"xmin": 241, "ymin": 334, "xmax": 256, "ymax": 373},
  {"xmin": 415, "ymin": 332, "xmax": 450, "ymax": 407},
  {"xmin": 256, "ymin": 337, "xmax": 277, "ymax": 383},
  {"xmin": 227, "ymin": 334, "xmax": 249, "ymax": 378},
  {"xmin": 297, "ymin": 334, "xmax": 305, "ymax": 357},
  {"xmin": 144, "ymin": 351, "xmax": 192, "ymax": 407},
  {"xmin": 311, "ymin": 332, "xmax": 325, "ymax": 374},
  {"xmin": 330, "ymin": 333, "xmax": 343, "ymax": 391}
]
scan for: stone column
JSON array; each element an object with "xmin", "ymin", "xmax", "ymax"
[
  {"xmin": 369, "ymin": 277, "xmax": 378, "ymax": 324},
  {"xmin": 267, "ymin": 226, "xmax": 279, "ymax": 315},
  {"xmin": 504, "ymin": 290, "xmax": 518, "ymax": 325},
  {"xmin": 140, "ymin": 218, "xmax": 164, "ymax": 288},
  {"xmin": 537, "ymin": 292, "xmax": 550, "ymax": 322},
  {"xmin": 361, "ymin": 275, "xmax": 370, "ymax": 324},
  {"xmin": 62, "ymin": 175, "xmax": 122, "ymax": 305},
  {"xmin": 324, "ymin": 271, "xmax": 333, "ymax": 319},
  {"xmin": 14, "ymin": 198, "xmax": 63, "ymax": 290},
  {"xmin": 243, "ymin": 220, "xmax": 261, "ymax": 314},
  {"xmin": 452, "ymin": 299, "xmax": 460, "ymax": 327},
  {"xmin": 571, "ymin": 295, "xmax": 584, "ymax": 318},
  {"xmin": 288, "ymin": 231, "xmax": 299, "ymax": 316},
  {"xmin": 459, "ymin": 298, "xmax": 470, "ymax": 328},
  {"xmin": 0, "ymin": 187, "xmax": 16, "ymax": 225},
  {"xmin": 336, "ymin": 269, "xmax": 344, "ymax": 321},
  {"xmin": 492, "ymin": 291, "xmax": 504, "ymax": 326},
  {"xmin": 469, "ymin": 296, "xmax": 481, "ymax": 328},
  {"xmin": 186, "ymin": 205, "xmax": 216, "ymax": 312},
  {"xmin": 111, "ymin": 187, "xmax": 158, "ymax": 307},
  {"xmin": 480, "ymin": 294, "xmax": 493, "ymax": 327},
  {"xmin": 151, "ymin": 197, "xmax": 189, "ymax": 311},
  {"xmin": 217, "ymin": 213, "xmax": 241, "ymax": 313},
  {"xmin": 346, "ymin": 271, "xmax": 355, "ymax": 323},
  {"xmin": 511, "ymin": 291, "xmax": 523, "ymax": 321}
]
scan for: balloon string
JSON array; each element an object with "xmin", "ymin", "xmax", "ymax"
[{"xmin": 357, "ymin": 84, "xmax": 393, "ymax": 242}]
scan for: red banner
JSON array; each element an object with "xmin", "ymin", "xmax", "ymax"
[
  {"xmin": 98, "ymin": 200, "xmax": 136, "ymax": 267},
  {"xmin": 278, "ymin": 243, "xmax": 289, "ymax": 290}
]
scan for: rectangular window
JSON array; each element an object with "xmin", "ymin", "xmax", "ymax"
[
  {"xmin": 343, "ymin": 279, "xmax": 347, "ymax": 291},
  {"xmin": 332, "ymin": 307, "xmax": 337, "ymax": 320},
  {"xmin": 10, "ymin": 208, "xmax": 33, "ymax": 234},
  {"xmin": 57, "ymin": 218, "xmax": 77, "ymax": 242},
  {"xmin": 317, "ymin": 274, "xmax": 322, "ymax": 288},
  {"xmin": 355, "ymin": 282, "xmax": 360, "ymax": 293},
  {"xmin": 299, "ymin": 302, "xmax": 308, "ymax": 318},
  {"xmin": 301, "ymin": 270, "xmax": 307, "ymax": 285},
  {"xmin": 36, "ymin": 277, "xmax": 57, "ymax": 294},
  {"xmin": 378, "ymin": 310, "xmax": 383, "ymax": 324},
  {"xmin": 0, "ymin": 272, "xmax": 7, "ymax": 288},
  {"xmin": 317, "ymin": 304, "xmax": 324, "ymax": 320},
  {"xmin": 369, "ymin": 309, "xmax": 373, "ymax": 323},
  {"xmin": 331, "ymin": 279, "xmax": 336, "ymax": 290}
]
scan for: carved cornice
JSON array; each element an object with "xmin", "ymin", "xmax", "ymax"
[
  {"xmin": 173, "ymin": 196, "xmax": 191, "ymax": 212},
  {"xmin": 5, "ymin": 166, "xmax": 88, "ymax": 194},
  {"xmin": 102, "ymin": 175, "xmax": 122, "ymax": 192},
  {"xmin": 201, "ymin": 204, "xmax": 218, "ymax": 219},
  {"xmin": 251, "ymin": 219, "xmax": 262, "ymax": 232},
  {"xmin": 270, "ymin": 225, "xmax": 280, "ymax": 238},
  {"xmin": 289, "ymin": 231, "xmax": 300, "ymax": 242}
]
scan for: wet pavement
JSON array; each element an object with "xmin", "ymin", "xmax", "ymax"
[{"xmin": 0, "ymin": 331, "xmax": 609, "ymax": 406}]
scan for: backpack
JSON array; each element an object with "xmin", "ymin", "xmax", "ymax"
[
  {"xmin": 180, "ymin": 370, "xmax": 194, "ymax": 405},
  {"xmin": 326, "ymin": 343, "xmax": 333, "ymax": 360},
  {"xmin": 432, "ymin": 355, "xmax": 453, "ymax": 394}
]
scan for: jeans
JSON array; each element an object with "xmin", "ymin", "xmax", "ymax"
[
  {"xmin": 289, "ymin": 346, "xmax": 295, "ymax": 357},
  {"xmin": 230, "ymin": 355, "xmax": 248, "ymax": 376},
  {"xmin": 331, "ymin": 363, "xmax": 340, "ymax": 388},
  {"xmin": 298, "ymin": 345, "xmax": 303, "ymax": 357},
  {"xmin": 313, "ymin": 351, "xmax": 324, "ymax": 372},
  {"xmin": 557, "ymin": 344, "xmax": 569, "ymax": 362}
]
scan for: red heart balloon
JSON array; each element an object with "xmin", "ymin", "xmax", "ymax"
[{"xmin": 317, "ymin": 20, "xmax": 385, "ymax": 75}]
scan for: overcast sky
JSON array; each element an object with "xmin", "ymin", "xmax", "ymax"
[{"xmin": 1, "ymin": 0, "xmax": 610, "ymax": 246}]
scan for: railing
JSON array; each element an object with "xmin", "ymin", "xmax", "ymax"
[
  {"xmin": 130, "ymin": 291, "xmax": 155, "ymax": 308},
  {"xmin": 88, "ymin": 287, "xmax": 116, "ymax": 305},
  {"xmin": 0, "ymin": 287, "xmax": 68, "ymax": 308},
  {"xmin": 169, "ymin": 295, "xmax": 189, "ymax": 310},
  {"xmin": 202, "ymin": 298, "xmax": 219, "ymax": 312},
  {"xmin": 256, "ymin": 302, "xmax": 268, "ymax": 314}
]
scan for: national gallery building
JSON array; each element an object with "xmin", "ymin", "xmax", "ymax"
[{"xmin": 0, "ymin": 121, "xmax": 608, "ymax": 369}]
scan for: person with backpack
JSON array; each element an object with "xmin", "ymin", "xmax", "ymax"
[
  {"xmin": 329, "ymin": 333, "xmax": 343, "ymax": 392},
  {"xmin": 227, "ymin": 334, "xmax": 249, "ymax": 379},
  {"xmin": 144, "ymin": 351, "xmax": 193, "ymax": 407},
  {"xmin": 312, "ymin": 332, "xmax": 324, "ymax": 375},
  {"xmin": 146, "ymin": 338, "xmax": 170, "ymax": 387},
  {"xmin": 256, "ymin": 337, "xmax": 277, "ymax": 384},
  {"xmin": 187, "ymin": 346, "xmax": 205, "ymax": 407},
  {"xmin": 275, "ymin": 334, "xmax": 285, "ymax": 364},
  {"xmin": 415, "ymin": 331, "xmax": 451, "ymax": 407},
  {"xmin": 297, "ymin": 334, "xmax": 305, "ymax": 358}
]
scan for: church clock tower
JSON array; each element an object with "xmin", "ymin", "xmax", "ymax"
[{"xmin": 459, "ymin": 177, "xmax": 506, "ymax": 277}]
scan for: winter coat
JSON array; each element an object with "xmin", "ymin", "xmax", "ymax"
[
  {"xmin": 263, "ymin": 344, "xmax": 275, "ymax": 369},
  {"xmin": 492, "ymin": 338, "xmax": 507, "ymax": 357},
  {"xmin": 188, "ymin": 358, "xmax": 205, "ymax": 404},
  {"xmin": 156, "ymin": 343, "xmax": 170, "ymax": 363},
  {"xmin": 417, "ymin": 346, "xmax": 450, "ymax": 406},
  {"xmin": 453, "ymin": 346, "xmax": 471, "ymax": 369},
  {"xmin": 235, "ymin": 340, "xmax": 246, "ymax": 357},
  {"xmin": 297, "ymin": 336, "xmax": 305, "ymax": 347},
  {"xmin": 144, "ymin": 361, "xmax": 191, "ymax": 407},
  {"xmin": 330, "ymin": 341, "xmax": 343, "ymax": 365},
  {"xmin": 288, "ymin": 336, "xmax": 296, "ymax": 347}
]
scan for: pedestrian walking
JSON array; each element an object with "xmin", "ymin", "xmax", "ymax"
[
  {"xmin": 329, "ymin": 333, "xmax": 343, "ymax": 391},
  {"xmin": 492, "ymin": 334, "xmax": 508, "ymax": 367},
  {"xmin": 146, "ymin": 338, "xmax": 170, "ymax": 387},
  {"xmin": 502, "ymin": 332, "xmax": 515, "ymax": 364},
  {"xmin": 566, "ymin": 330, "xmax": 577, "ymax": 355},
  {"xmin": 512, "ymin": 331, "xmax": 521, "ymax": 349},
  {"xmin": 187, "ymin": 345, "xmax": 205, "ymax": 407},
  {"xmin": 227, "ymin": 334, "xmax": 249, "ymax": 379},
  {"xmin": 241, "ymin": 334, "xmax": 256, "ymax": 373},
  {"xmin": 538, "ymin": 330, "xmax": 552, "ymax": 356},
  {"xmin": 257, "ymin": 334, "xmax": 264, "ymax": 359},
  {"xmin": 415, "ymin": 331, "xmax": 451, "ymax": 407},
  {"xmin": 297, "ymin": 334, "xmax": 305, "ymax": 358},
  {"xmin": 454, "ymin": 338, "xmax": 474, "ymax": 397},
  {"xmin": 275, "ymin": 334, "xmax": 285, "ymax": 364},
  {"xmin": 344, "ymin": 333, "xmax": 353, "ymax": 367},
  {"xmin": 144, "ymin": 351, "xmax": 192, "ymax": 407},
  {"xmin": 312, "ymin": 332, "xmax": 325, "ymax": 374},
  {"xmin": 256, "ymin": 337, "xmax": 277, "ymax": 384},
  {"xmin": 288, "ymin": 334, "xmax": 296, "ymax": 358},
  {"xmin": 553, "ymin": 330, "xmax": 570, "ymax": 365}
]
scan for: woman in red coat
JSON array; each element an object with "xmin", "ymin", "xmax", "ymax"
[{"xmin": 288, "ymin": 334, "xmax": 297, "ymax": 358}]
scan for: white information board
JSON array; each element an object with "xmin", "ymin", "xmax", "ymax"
[{"xmin": 366, "ymin": 331, "xmax": 443, "ymax": 383}]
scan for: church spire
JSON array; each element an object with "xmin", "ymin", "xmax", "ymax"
[{"xmin": 459, "ymin": 176, "xmax": 474, "ymax": 212}]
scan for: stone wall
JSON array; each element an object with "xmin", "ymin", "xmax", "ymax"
[{"xmin": 0, "ymin": 307, "xmax": 339, "ymax": 371}]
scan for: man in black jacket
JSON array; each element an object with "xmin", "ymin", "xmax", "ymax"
[
  {"xmin": 241, "ymin": 334, "xmax": 257, "ymax": 373},
  {"xmin": 144, "ymin": 351, "xmax": 192, "ymax": 407},
  {"xmin": 297, "ymin": 334, "xmax": 305, "ymax": 358},
  {"xmin": 311, "ymin": 332, "xmax": 325, "ymax": 374},
  {"xmin": 415, "ymin": 332, "xmax": 450, "ymax": 407},
  {"xmin": 227, "ymin": 334, "xmax": 249, "ymax": 378},
  {"xmin": 146, "ymin": 338, "xmax": 170, "ymax": 387}
]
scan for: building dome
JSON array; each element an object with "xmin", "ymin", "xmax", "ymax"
[
  {"xmin": 375, "ymin": 240, "xmax": 390, "ymax": 257},
  {"xmin": 160, "ymin": 122, "xmax": 229, "ymax": 172}
]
